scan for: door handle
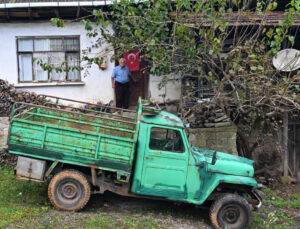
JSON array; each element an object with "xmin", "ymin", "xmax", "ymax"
[{"xmin": 145, "ymin": 156, "xmax": 151, "ymax": 159}]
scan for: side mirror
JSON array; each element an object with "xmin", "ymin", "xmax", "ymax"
[{"xmin": 211, "ymin": 151, "xmax": 217, "ymax": 165}]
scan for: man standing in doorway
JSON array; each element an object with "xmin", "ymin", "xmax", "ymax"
[{"xmin": 111, "ymin": 58, "xmax": 131, "ymax": 109}]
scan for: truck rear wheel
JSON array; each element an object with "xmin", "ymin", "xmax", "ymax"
[
  {"xmin": 48, "ymin": 170, "xmax": 91, "ymax": 211},
  {"xmin": 209, "ymin": 194, "xmax": 251, "ymax": 229}
]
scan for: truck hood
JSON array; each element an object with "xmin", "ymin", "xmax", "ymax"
[{"xmin": 191, "ymin": 147, "xmax": 255, "ymax": 177}]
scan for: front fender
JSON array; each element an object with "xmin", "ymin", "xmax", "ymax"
[{"xmin": 196, "ymin": 173, "xmax": 258, "ymax": 204}]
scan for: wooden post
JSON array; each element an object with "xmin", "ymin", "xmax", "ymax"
[
  {"xmin": 283, "ymin": 112, "xmax": 289, "ymax": 177},
  {"xmin": 293, "ymin": 125, "xmax": 296, "ymax": 176}
]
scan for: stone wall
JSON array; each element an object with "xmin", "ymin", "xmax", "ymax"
[
  {"xmin": 0, "ymin": 117, "xmax": 9, "ymax": 149},
  {"xmin": 188, "ymin": 125, "xmax": 238, "ymax": 155}
]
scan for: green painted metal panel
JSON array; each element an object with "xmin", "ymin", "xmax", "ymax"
[
  {"xmin": 131, "ymin": 122, "xmax": 148, "ymax": 192},
  {"xmin": 9, "ymin": 144, "xmax": 132, "ymax": 173},
  {"xmin": 141, "ymin": 111, "xmax": 184, "ymax": 128},
  {"xmin": 9, "ymin": 102, "xmax": 138, "ymax": 176},
  {"xmin": 139, "ymin": 125, "xmax": 188, "ymax": 198},
  {"xmin": 132, "ymin": 124, "xmax": 189, "ymax": 199},
  {"xmin": 37, "ymin": 108, "xmax": 136, "ymax": 130}
]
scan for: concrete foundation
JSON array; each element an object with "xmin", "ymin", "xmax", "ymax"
[
  {"xmin": 188, "ymin": 125, "xmax": 238, "ymax": 155},
  {"xmin": 0, "ymin": 117, "xmax": 9, "ymax": 149}
]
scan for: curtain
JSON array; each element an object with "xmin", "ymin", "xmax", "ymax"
[
  {"xmin": 66, "ymin": 53, "xmax": 80, "ymax": 80},
  {"xmin": 49, "ymin": 52, "xmax": 66, "ymax": 81},
  {"xmin": 18, "ymin": 39, "xmax": 33, "ymax": 52},
  {"xmin": 33, "ymin": 53, "xmax": 48, "ymax": 81},
  {"xmin": 18, "ymin": 54, "xmax": 33, "ymax": 81},
  {"xmin": 34, "ymin": 39, "xmax": 50, "ymax": 51}
]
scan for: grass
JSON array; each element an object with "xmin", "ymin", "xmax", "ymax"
[
  {"xmin": 82, "ymin": 213, "xmax": 163, "ymax": 229},
  {"xmin": 250, "ymin": 186, "xmax": 300, "ymax": 229},
  {"xmin": 0, "ymin": 165, "xmax": 50, "ymax": 228},
  {"xmin": 251, "ymin": 209, "xmax": 297, "ymax": 229},
  {"xmin": 262, "ymin": 187, "xmax": 300, "ymax": 209},
  {"xmin": 9, "ymin": 211, "xmax": 165, "ymax": 229},
  {"xmin": 0, "ymin": 166, "xmax": 171, "ymax": 229}
]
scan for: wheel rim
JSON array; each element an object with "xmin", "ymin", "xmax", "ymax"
[
  {"xmin": 57, "ymin": 179, "xmax": 82, "ymax": 205},
  {"xmin": 219, "ymin": 204, "xmax": 245, "ymax": 227}
]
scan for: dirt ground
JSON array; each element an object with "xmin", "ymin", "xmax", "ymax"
[
  {"xmin": 0, "ymin": 164, "xmax": 299, "ymax": 229},
  {"xmin": 6, "ymin": 191, "xmax": 212, "ymax": 229},
  {"xmin": 5, "ymin": 185, "xmax": 300, "ymax": 229}
]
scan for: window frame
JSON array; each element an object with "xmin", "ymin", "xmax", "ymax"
[
  {"xmin": 16, "ymin": 35, "xmax": 81, "ymax": 83},
  {"xmin": 148, "ymin": 126, "xmax": 186, "ymax": 154}
]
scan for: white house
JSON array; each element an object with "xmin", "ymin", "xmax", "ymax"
[{"xmin": 0, "ymin": 0, "xmax": 181, "ymax": 106}]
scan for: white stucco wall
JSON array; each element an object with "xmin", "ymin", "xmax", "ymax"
[
  {"xmin": 148, "ymin": 74, "xmax": 181, "ymax": 103},
  {"xmin": 0, "ymin": 21, "xmax": 115, "ymax": 104},
  {"xmin": 0, "ymin": 21, "xmax": 182, "ymax": 105}
]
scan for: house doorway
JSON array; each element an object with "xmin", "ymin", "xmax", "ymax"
[
  {"xmin": 128, "ymin": 59, "xmax": 149, "ymax": 107},
  {"xmin": 114, "ymin": 58, "xmax": 149, "ymax": 108}
]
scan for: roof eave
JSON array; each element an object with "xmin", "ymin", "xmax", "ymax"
[{"xmin": 0, "ymin": 1, "xmax": 113, "ymax": 9}]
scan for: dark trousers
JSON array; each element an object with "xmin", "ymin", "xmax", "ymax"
[{"xmin": 115, "ymin": 82, "xmax": 130, "ymax": 109}]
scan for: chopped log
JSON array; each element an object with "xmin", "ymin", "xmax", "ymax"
[
  {"xmin": 214, "ymin": 115, "xmax": 227, "ymax": 122},
  {"xmin": 204, "ymin": 123, "xmax": 215, "ymax": 127},
  {"xmin": 214, "ymin": 122, "xmax": 232, "ymax": 127},
  {"xmin": 215, "ymin": 112, "xmax": 226, "ymax": 118},
  {"xmin": 183, "ymin": 109, "xmax": 192, "ymax": 118}
]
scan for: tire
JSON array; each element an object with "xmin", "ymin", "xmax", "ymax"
[
  {"xmin": 209, "ymin": 194, "xmax": 251, "ymax": 229},
  {"xmin": 48, "ymin": 169, "xmax": 91, "ymax": 211}
]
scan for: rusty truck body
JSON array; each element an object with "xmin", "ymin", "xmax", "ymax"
[{"xmin": 8, "ymin": 95, "xmax": 262, "ymax": 229}]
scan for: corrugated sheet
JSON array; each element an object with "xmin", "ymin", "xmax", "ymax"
[{"xmin": 184, "ymin": 11, "xmax": 300, "ymax": 26}]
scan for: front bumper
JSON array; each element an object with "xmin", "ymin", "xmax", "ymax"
[{"xmin": 250, "ymin": 189, "xmax": 263, "ymax": 210}]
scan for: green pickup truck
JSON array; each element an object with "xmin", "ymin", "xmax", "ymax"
[{"xmin": 8, "ymin": 95, "xmax": 262, "ymax": 229}]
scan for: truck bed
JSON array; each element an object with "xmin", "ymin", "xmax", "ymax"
[{"xmin": 8, "ymin": 96, "xmax": 140, "ymax": 177}]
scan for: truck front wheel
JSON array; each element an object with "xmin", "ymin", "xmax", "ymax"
[
  {"xmin": 48, "ymin": 170, "xmax": 91, "ymax": 211},
  {"xmin": 209, "ymin": 194, "xmax": 251, "ymax": 229}
]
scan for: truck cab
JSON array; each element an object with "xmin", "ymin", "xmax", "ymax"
[{"xmin": 132, "ymin": 110, "xmax": 260, "ymax": 204}]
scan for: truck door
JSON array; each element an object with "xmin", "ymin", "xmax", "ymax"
[{"xmin": 139, "ymin": 126, "xmax": 188, "ymax": 199}]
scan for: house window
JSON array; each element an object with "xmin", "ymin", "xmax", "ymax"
[{"xmin": 17, "ymin": 36, "xmax": 80, "ymax": 82}]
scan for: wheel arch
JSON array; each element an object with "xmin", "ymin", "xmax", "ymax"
[{"xmin": 198, "ymin": 174, "xmax": 258, "ymax": 204}]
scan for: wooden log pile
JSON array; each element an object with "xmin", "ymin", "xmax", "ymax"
[
  {"xmin": 0, "ymin": 149, "xmax": 16, "ymax": 165},
  {"xmin": 181, "ymin": 76, "xmax": 232, "ymax": 128},
  {"xmin": 183, "ymin": 101, "xmax": 232, "ymax": 128},
  {"xmin": 0, "ymin": 79, "xmax": 46, "ymax": 116}
]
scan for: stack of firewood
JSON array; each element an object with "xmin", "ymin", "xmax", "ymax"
[
  {"xmin": 183, "ymin": 102, "xmax": 231, "ymax": 128},
  {"xmin": 181, "ymin": 76, "xmax": 232, "ymax": 128},
  {"xmin": 0, "ymin": 79, "xmax": 46, "ymax": 116},
  {"xmin": 0, "ymin": 149, "xmax": 16, "ymax": 165}
]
